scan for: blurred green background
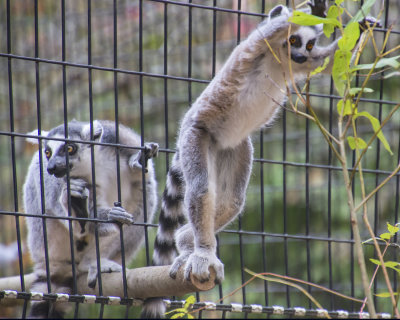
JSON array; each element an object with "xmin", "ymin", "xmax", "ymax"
[{"xmin": 0, "ymin": 0, "xmax": 399, "ymax": 318}]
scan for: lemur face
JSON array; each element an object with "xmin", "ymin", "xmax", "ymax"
[
  {"xmin": 283, "ymin": 26, "xmax": 319, "ymax": 64},
  {"xmin": 44, "ymin": 137, "xmax": 79, "ymax": 178},
  {"xmin": 43, "ymin": 121, "xmax": 103, "ymax": 178}
]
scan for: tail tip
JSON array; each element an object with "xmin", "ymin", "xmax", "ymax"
[{"xmin": 141, "ymin": 298, "xmax": 166, "ymax": 319}]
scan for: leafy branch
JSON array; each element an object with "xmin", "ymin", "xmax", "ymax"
[{"xmin": 287, "ymin": 0, "xmax": 400, "ymax": 317}]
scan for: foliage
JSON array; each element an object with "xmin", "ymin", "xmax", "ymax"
[
  {"xmin": 165, "ymin": 295, "xmax": 196, "ymax": 319},
  {"xmin": 287, "ymin": 0, "xmax": 400, "ymax": 317}
]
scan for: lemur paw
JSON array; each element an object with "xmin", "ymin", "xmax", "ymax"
[
  {"xmin": 108, "ymin": 206, "xmax": 134, "ymax": 225},
  {"xmin": 183, "ymin": 251, "xmax": 224, "ymax": 284},
  {"xmin": 169, "ymin": 253, "xmax": 191, "ymax": 279},
  {"xmin": 129, "ymin": 142, "xmax": 159, "ymax": 172},
  {"xmin": 87, "ymin": 260, "xmax": 122, "ymax": 289},
  {"xmin": 307, "ymin": 0, "xmax": 327, "ymax": 18},
  {"xmin": 68, "ymin": 178, "xmax": 89, "ymax": 199}
]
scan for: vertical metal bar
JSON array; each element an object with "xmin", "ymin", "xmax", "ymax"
[
  {"xmin": 259, "ymin": 0, "xmax": 268, "ymax": 309},
  {"xmin": 188, "ymin": 0, "xmax": 193, "ymax": 105},
  {"xmin": 211, "ymin": 2, "xmax": 225, "ymax": 315},
  {"xmin": 163, "ymin": 2, "xmax": 170, "ymax": 172},
  {"xmin": 234, "ymin": 1, "xmax": 247, "ymax": 315},
  {"xmin": 60, "ymin": 2, "xmax": 80, "ymax": 317},
  {"xmin": 112, "ymin": 1, "xmax": 130, "ymax": 317},
  {"xmin": 87, "ymin": 1, "xmax": 104, "ymax": 317},
  {"xmin": 305, "ymin": 97, "xmax": 311, "ymax": 308},
  {"xmin": 350, "ymin": 152, "xmax": 355, "ymax": 312},
  {"xmin": 283, "ymin": 0, "xmax": 291, "ymax": 310},
  {"xmin": 328, "ymin": 68, "xmax": 334, "ymax": 311},
  {"xmin": 8, "ymin": 1, "xmax": 27, "ymax": 316},
  {"xmin": 138, "ymin": 0, "xmax": 151, "ymax": 270}
]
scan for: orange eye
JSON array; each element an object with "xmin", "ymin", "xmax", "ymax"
[
  {"xmin": 67, "ymin": 144, "xmax": 77, "ymax": 155},
  {"xmin": 45, "ymin": 149, "xmax": 52, "ymax": 159},
  {"xmin": 289, "ymin": 36, "xmax": 296, "ymax": 44},
  {"xmin": 306, "ymin": 43, "xmax": 314, "ymax": 51}
]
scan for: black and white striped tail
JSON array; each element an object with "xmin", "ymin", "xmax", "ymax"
[{"xmin": 141, "ymin": 153, "xmax": 186, "ymax": 318}]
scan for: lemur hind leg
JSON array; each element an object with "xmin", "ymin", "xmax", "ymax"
[
  {"xmin": 170, "ymin": 137, "xmax": 253, "ymax": 283},
  {"xmin": 215, "ymin": 137, "xmax": 253, "ymax": 232}
]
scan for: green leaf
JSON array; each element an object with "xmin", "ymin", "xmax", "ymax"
[
  {"xmin": 187, "ymin": 314, "xmax": 194, "ymax": 319},
  {"xmin": 370, "ymin": 258, "xmax": 381, "ymax": 266},
  {"xmin": 354, "ymin": 111, "xmax": 393, "ymax": 155},
  {"xmin": 311, "ymin": 57, "xmax": 330, "ymax": 76},
  {"xmin": 171, "ymin": 313, "xmax": 187, "ymax": 319},
  {"xmin": 387, "ymin": 222, "xmax": 399, "ymax": 234},
  {"xmin": 362, "ymin": 237, "xmax": 376, "ymax": 244},
  {"xmin": 184, "ymin": 296, "xmax": 196, "ymax": 309},
  {"xmin": 289, "ymin": 11, "xmax": 340, "ymax": 27},
  {"xmin": 335, "ymin": 0, "xmax": 344, "ymax": 5},
  {"xmin": 349, "ymin": 87, "xmax": 374, "ymax": 95},
  {"xmin": 352, "ymin": 55, "xmax": 400, "ymax": 71},
  {"xmin": 370, "ymin": 259, "xmax": 400, "ymax": 271},
  {"xmin": 379, "ymin": 232, "xmax": 392, "ymax": 240},
  {"xmin": 327, "ymin": 5, "xmax": 342, "ymax": 20},
  {"xmin": 347, "ymin": 136, "xmax": 368, "ymax": 150},
  {"xmin": 165, "ymin": 308, "xmax": 187, "ymax": 315},
  {"xmin": 338, "ymin": 21, "xmax": 360, "ymax": 52},
  {"xmin": 323, "ymin": 5, "xmax": 343, "ymax": 37},
  {"xmin": 337, "ymin": 99, "xmax": 353, "ymax": 116},
  {"xmin": 383, "ymin": 261, "xmax": 400, "ymax": 269},
  {"xmin": 349, "ymin": 0, "xmax": 378, "ymax": 24},
  {"xmin": 383, "ymin": 71, "xmax": 400, "ymax": 79},
  {"xmin": 376, "ymin": 292, "xmax": 399, "ymax": 298},
  {"xmin": 332, "ymin": 50, "xmax": 351, "ymax": 95}
]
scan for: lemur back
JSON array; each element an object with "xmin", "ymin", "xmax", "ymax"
[{"xmin": 23, "ymin": 120, "xmax": 158, "ymax": 318}]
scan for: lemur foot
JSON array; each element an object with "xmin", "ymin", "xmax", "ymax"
[
  {"xmin": 108, "ymin": 206, "xmax": 134, "ymax": 225},
  {"xmin": 65, "ymin": 178, "xmax": 89, "ymax": 199},
  {"xmin": 129, "ymin": 142, "xmax": 159, "ymax": 172},
  {"xmin": 87, "ymin": 259, "xmax": 122, "ymax": 289},
  {"xmin": 169, "ymin": 253, "xmax": 191, "ymax": 279},
  {"xmin": 184, "ymin": 250, "xmax": 224, "ymax": 284}
]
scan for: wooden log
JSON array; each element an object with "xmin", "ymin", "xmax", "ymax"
[{"xmin": 0, "ymin": 266, "xmax": 216, "ymax": 307}]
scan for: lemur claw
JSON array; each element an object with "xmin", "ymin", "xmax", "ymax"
[
  {"xmin": 183, "ymin": 251, "xmax": 225, "ymax": 284},
  {"xmin": 129, "ymin": 142, "xmax": 159, "ymax": 172},
  {"xmin": 108, "ymin": 206, "xmax": 134, "ymax": 225},
  {"xmin": 66, "ymin": 178, "xmax": 89, "ymax": 199},
  {"xmin": 169, "ymin": 254, "xmax": 189, "ymax": 279}
]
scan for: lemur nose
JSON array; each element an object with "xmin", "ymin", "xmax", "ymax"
[
  {"xmin": 47, "ymin": 161, "xmax": 68, "ymax": 178},
  {"xmin": 291, "ymin": 53, "xmax": 307, "ymax": 64}
]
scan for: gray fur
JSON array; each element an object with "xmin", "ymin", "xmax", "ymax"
[
  {"xmin": 145, "ymin": 1, "xmax": 375, "ymax": 317},
  {"xmin": 23, "ymin": 120, "xmax": 158, "ymax": 318},
  {"xmin": 143, "ymin": 3, "xmax": 342, "ymax": 318}
]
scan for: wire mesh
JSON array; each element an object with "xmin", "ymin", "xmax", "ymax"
[{"xmin": 0, "ymin": 0, "xmax": 399, "ymax": 318}]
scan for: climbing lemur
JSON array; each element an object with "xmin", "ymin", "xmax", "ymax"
[
  {"xmin": 23, "ymin": 120, "xmax": 158, "ymax": 318},
  {"xmin": 142, "ymin": 0, "xmax": 378, "ymax": 318}
]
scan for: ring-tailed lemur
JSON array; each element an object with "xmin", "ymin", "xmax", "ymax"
[
  {"xmin": 23, "ymin": 120, "xmax": 158, "ymax": 318},
  {"xmin": 141, "ymin": 1, "xmax": 379, "ymax": 317}
]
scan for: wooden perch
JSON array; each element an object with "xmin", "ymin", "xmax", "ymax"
[{"xmin": 0, "ymin": 265, "xmax": 216, "ymax": 307}]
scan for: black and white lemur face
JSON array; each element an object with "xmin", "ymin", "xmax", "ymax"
[
  {"xmin": 284, "ymin": 26, "xmax": 320, "ymax": 64},
  {"xmin": 43, "ymin": 121, "xmax": 102, "ymax": 178}
]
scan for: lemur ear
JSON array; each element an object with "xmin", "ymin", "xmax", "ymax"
[
  {"xmin": 269, "ymin": 5, "xmax": 284, "ymax": 19},
  {"xmin": 81, "ymin": 120, "xmax": 103, "ymax": 141},
  {"xmin": 26, "ymin": 129, "xmax": 49, "ymax": 145}
]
